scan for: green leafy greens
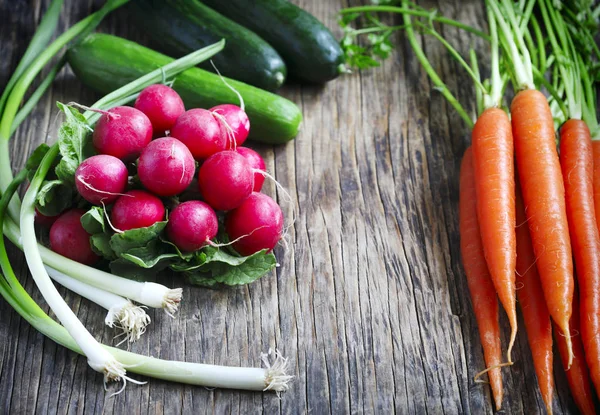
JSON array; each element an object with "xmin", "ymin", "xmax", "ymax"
[
  {"xmin": 54, "ymin": 102, "xmax": 94, "ymax": 184},
  {"xmin": 80, "ymin": 205, "xmax": 277, "ymax": 286}
]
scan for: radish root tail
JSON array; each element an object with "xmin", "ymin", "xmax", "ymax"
[
  {"xmin": 100, "ymin": 201, "xmax": 124, "ymax": 234},
  {"xmin": 206, "ymin": 225, "xmax": 269, "ymax": 248},
  {"xmin": 211, "ymin": 111, "xmax": 237, "ymax": 150},
  {"xmin": 77, "ymin": 177, "xmax": 131, "ymax": 200},
  {"xmin": 210, "ymin": 60, "xmax": 245, "ymax": 111},
  {"xmin": 67, "ymin": 101, "xmax": 118, "ymax": 121}
]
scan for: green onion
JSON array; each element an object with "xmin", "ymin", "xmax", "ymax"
[
  {"xmin": 0, "ymin": 0, "xmax": 130, "ymax": 222},
  {"xmin": 0, "ymin": 0, "xmax": 64, "ymax": 117}
]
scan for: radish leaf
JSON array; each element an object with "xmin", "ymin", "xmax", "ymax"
[
  {"xmin": 90, "ymin": 233, "xmax": 115, "ymax": 260},
  {"xmin": 35, "ymin": 179, "xmax": 73, "ymax": 216},
  {"xmin": 54, "ymin": 103, "xmax": 94, "ymax": 184},
  {"xmin": 26, "ymin": 143, "xmax": 51, "ymax": 171},
  {"xmin": 183, "ymin": 248, "xmax": 276, "ymax": 287},
  {"xmin": 109, "ymin": 221, "xmax": 167, "ymax": 255},
  {"xmin": 80, "ymin": 206, "xmax": 106, "ymax": 234}
]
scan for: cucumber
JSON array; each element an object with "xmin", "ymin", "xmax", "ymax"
[
  {"xmin": 128, "ymin": 0, "xmax": 287, "ymax": 91},
  {"xmin": 201, "ymin": 0, "xmax": 345, "ymax": 84},
  {"xmin": 66, "ymin": 34, "xmax": 302, "ymax": 144}
]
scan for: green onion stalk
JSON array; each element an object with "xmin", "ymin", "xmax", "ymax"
[{"xmin": 0, "ymin": 0, "xmax": 129, "ymax": 222}]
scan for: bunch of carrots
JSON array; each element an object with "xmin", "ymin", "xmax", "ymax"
[
  {"xmin": 461, "ymin": 1, "xmax": 600, "ymax": 412},
  {"xmin": 340, "ymin": 0, "xmax": 600, "ymax": 412}
]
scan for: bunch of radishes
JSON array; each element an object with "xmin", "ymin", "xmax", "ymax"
[{"xmin": 43, "ymin": 84, "xmax": 284, "ymax": 268}]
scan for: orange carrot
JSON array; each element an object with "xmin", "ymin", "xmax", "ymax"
[
  {"xmin": 592, "ymin": 140, "xmax": 600, "ymax": 234},
  {"xmin": 554, "ymin": 290, "xmax": 597, "ymax": 415},
  {"xmin": 515, "ymin": 181, "xmax": 554, "ymax": 413},
  {"xmin": 459, "ymin": 147, "xmax": 503, "ymax": 410},
  {"xmin": 560, "ymin": 119, "xmax": 600, "ymax": 396},
  {"xmin": 511, "ymin": 89, "xmax": 574, "ymax": 365},
  {"xmin": 471, "ymin": 107, "xmax": 517, "ymax": 362}
]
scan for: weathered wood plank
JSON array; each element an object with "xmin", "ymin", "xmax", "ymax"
[{"xmin": 0, "ymin": 0, "xmax": 584, "ymax": 413}]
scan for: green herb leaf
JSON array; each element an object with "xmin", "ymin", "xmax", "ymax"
[
  {"xmin": 109, "ymin": 221, "xmax": 167, "ymax": 256},
  {"xmin": 54, "ymin": 102, "xmax": 94, "ymax": 184},
  {"xmin": 25, "ymin": 144, "xmax": 51, "ymax": 171},
  {"xmin": 35, "ymin": 179, "xmax": 73, "ymax": 216},
  {"xmin": 109, "ymin": 221, "xmax": 180, "ymax": 272},
  {"xmin": 90, "ymin": 233, "xmax": 116, "ymax": 259},
  {"xmin": 183, "ymin": 247, "xmax": 277, "ymax": 287},
  {"xmin": 109, "ymin": 258, "xmax": 158, "ymax": 282},
  {"xmin": 80, "ymin": 206, "xmax": 106, "ymax": 234},
  {"xmin": 339, "ymin": 12, "xmax": 361, "ymax": 28},
  {"xmin": 120, "ymin": 238, "xmax": 180, "ymax": 269}
]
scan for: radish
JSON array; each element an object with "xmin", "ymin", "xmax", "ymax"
[
  {"xmin": 137, "ymin": 137, "xmax": 195, "ymax": 197},
  {"xmin": 210, "ymin": 104, "xmax": 250, "ymax": 148},
  {"xmin": 166, "ymin": 201, "xmax": 218, "ymax": 252},
  {"xmin": 75, "ymin": 154, "xmax": 128, "ymax": 205},
  {"xmin": 170, "ymin": 108, "xmax": 226, "ymax": 160},
  {"xmin": 35, "ymin": 209, "xmax": 59, "ymax": 227},
  {"xmin": 198, "ymin": 150, "xmax": 254, "ymax": 211},
  {"xmin": 236, "ymin": 147, "xmax": 266, "ymax": 192},
  {"xmin": 111, "ymin": 190, "xmax": 165, "ymax": 231},
  {"xmin": 134, "ymin": 84, "xmax": 185, "ymax": 133},
  {"xmin": 49, "ymin": 209, "xmax": 99, "ymax": 265},
  {"xmin": 225, "ymin": 193, "xmax": 283, "ymax": 256},
  {"xmin": 92, "ymin": 106, "xmax": 153, "ymax": 161}
]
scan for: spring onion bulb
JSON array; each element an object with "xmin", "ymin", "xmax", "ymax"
[{"xmin": 46, "ymin": 266, "xmax": 150, "ymax": 345}]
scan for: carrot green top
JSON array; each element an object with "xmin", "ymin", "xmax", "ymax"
[{"xmin": 537, "ymin": 0, "xmax": 599, "ymax": 138}]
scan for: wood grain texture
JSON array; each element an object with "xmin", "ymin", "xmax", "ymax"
[{"xmin": 0, "ymin": 0, "xmax": 584, "ymax": 413}]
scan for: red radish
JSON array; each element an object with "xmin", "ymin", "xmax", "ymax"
[
  {"xmin": 210, "ymin": 104, "xmax": 250, "ymax": 148},
  {"xmin": 35, "ymin": 209, "xmax": 59, "ymax": 227},
  {"xmin": 134, "ymin": 84, "xmax": 185, "ymax": 133},
  {"xmin": 236, "ymin": 147, "xmax": 266, "ymax": 192},
  {"xmin": 166, "ymin": 201, "xmax": 218, "ymax": 252},
  {"xmin": 110, "ymin": 190, "xmax": 165, "ymax": 231},
  {"xmin": 198, "ymin": 150, "xmax": 254, "ymax": 211},
  {"xmin": 138, "ymin": 137, "xmax": 195, "ymax": 197},
  {"xmin": 74, "ymin": 155, "xmax": 128, "ymax": 205},
  {"xmin": 49, "ymin": 209, "xmax": 99, "ymax": 265},
  {"xmin": 225, "ymin": 192, "xmax": 283, "ymax": 256},
  {"xmin": 170, "ymin": 109, "xmax": 227, "ymax": 160},
  {"xmin": 92, "ymin": 106, "xmax": 153, "ymax": 161}
]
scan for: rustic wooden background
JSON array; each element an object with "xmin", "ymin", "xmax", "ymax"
[{"xmin": 0, "ymin": 0, "xmax": 588, "ymax": 414}]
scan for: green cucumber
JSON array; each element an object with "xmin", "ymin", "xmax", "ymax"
[
  {"xmin": 201, "ymin": 0, "xmax": 345, "ymax": 83},
  {"xmin": 129, "ymin": 0, "xmax": 286, "ymax": 91},
  {"xmin": 66, "ymin": 34, "xmax": 302, "ymax": 144}
]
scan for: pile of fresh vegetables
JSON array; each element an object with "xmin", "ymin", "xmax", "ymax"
[
  {"xmin": 341, "ymin": 0, "xmax": 600, "ymax": 413},
  {"xmin": 39, "ymin": 83, "xmax": 284, "ymax": 289},
  {"xmin": 0, "ymin": 0, "xmax": 349, "ymax": 395}
]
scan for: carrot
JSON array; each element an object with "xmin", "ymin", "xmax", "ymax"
[
  {"xmin": 471, "ymin": 107, "xmax": 517, "ymax": 362},
  {"xmin": 560, "ymin": 119, "xmax": 600, "ymax": 397},
  {"xmin": 459, "ymin": 147, "xmax": 503, "ymax": 410},
  {"xmin": 511, "ymin": 88, "xmax": 574, "ymax": 365},
  {"xmin": 592, "ymin": 140, "xmax": 600, "ymax": 233},
  {"xmin": 515, "ymin": 181, "xmax": 554, "ymax": 414},
  {"xmin": 554, "ymin": 290, "xmax": 597, "ymax": 415}
]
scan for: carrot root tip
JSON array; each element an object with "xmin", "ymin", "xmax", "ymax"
[{"xmin": 473, "ymin": 361, "xmax": 513, "ymax": 383}]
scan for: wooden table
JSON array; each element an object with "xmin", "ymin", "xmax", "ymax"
[{"xmin": 0, "ymin": 0, "xmax": 584, "ymax": 413}]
